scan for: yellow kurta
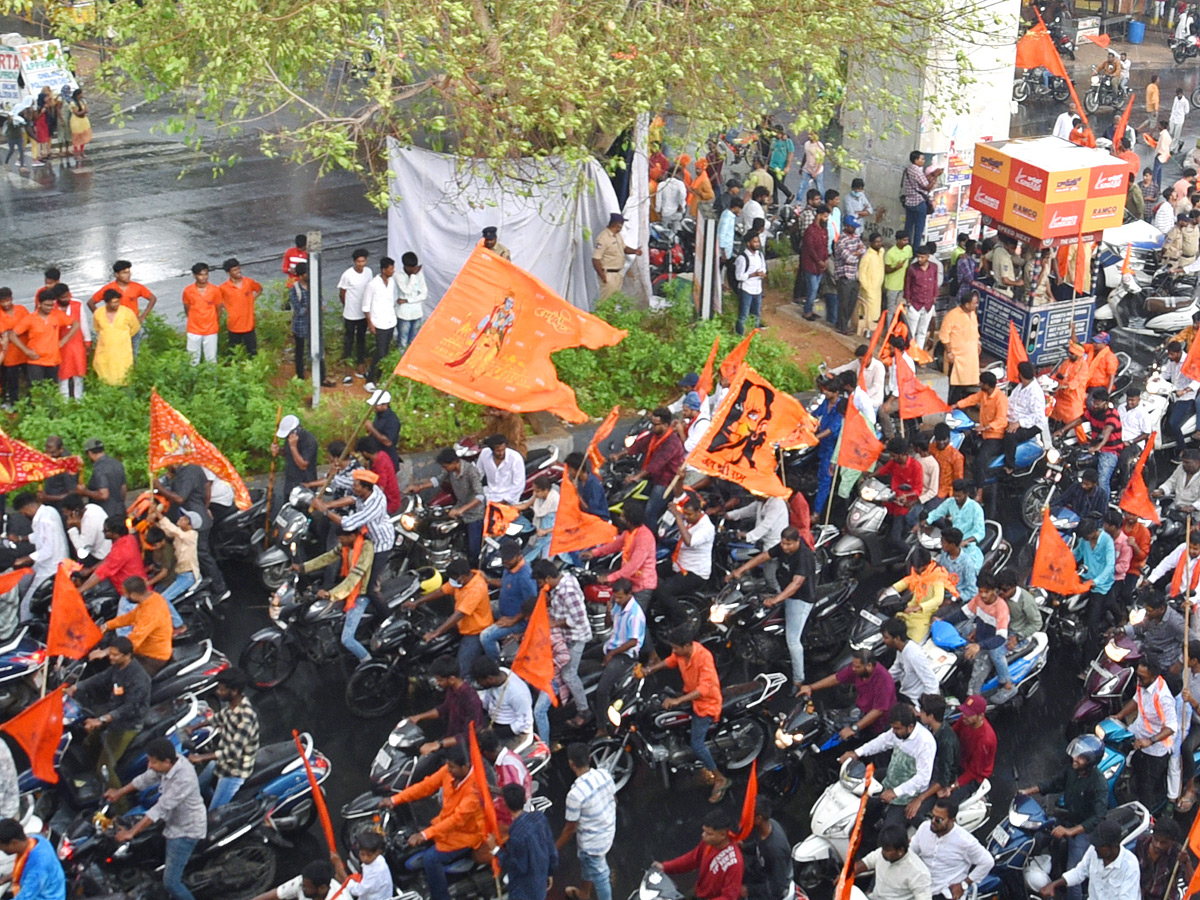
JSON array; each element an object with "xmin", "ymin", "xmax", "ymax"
[
  {"xmin": 938, "ymin": 305, "xmax": 981, "ymax": 386},
  {"xmin": 857, "ymin": 247, "xmax": 885, "ymax": 331},
  {"xmin": 892, "ymin": 577, "xmax": 945, "ymax": 642},
  {"xmin": 92, "ymin": 306, "xmax": 141, "ymax": 385}
]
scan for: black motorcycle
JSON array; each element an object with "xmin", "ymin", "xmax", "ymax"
[
  {"xmin": 1084, "ymin": 70, "xmax": 1131, "ymax": 113},
  {"xmin": 760, "ymin": 700, "xmax": 863, "ymax": 800},
  {"xmin": 589, "ymin": 670, "xmax": 786, "ymax": 792},
  {"xmin": 1012, "ymin": 68, "xmax": 1071, "ymax": 103},
  {"xmin": 211, "ymin": 487, "xmax": 269, "ymax": 563},
  {"xmin": 254, "ymin": 486, "xmax": 328, "ymax": 590},
  {"xmin": 394, "ymin": 494, "xmax": 465, "ymax": 573}
]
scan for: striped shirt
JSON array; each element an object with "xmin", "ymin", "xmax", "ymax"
[
  {"xmin": 565, "ymin": 767, "xmax": 617, "ymax": 854},
  {"xmin": 605, "ymin": 597, "xmax": 646, "ymax": 658},
  {"xmin": 330, "ymin": 463, "xmax": 357, "ymax": 495},
  {"xmin": 342, "ymin": 485, "xmax": 395, "ymax": 552},
  {"xmin": 549, "ymin": 573, "xmax": 592, "ymax": 643}
]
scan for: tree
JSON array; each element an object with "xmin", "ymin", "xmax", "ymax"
[{"xmin": 18, "ymin": 0, "xmax": 998, "ymax": 206}]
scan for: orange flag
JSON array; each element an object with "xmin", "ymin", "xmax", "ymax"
[
  {"xmin": 1183, "ymin": 331, "xmax": 1200, "ymax": 384},
  {"xmin": 1030, "ymin": 508, "xmax": 1094, "ymax": 595},
  {"xmin": 1073, "ymin": 234, "xmax": 1088, "ymax": 294},
  {"xmin": 47, "ymin": 562, "xmax": 101, "ymax": 660},
  {"xmin": 779, "ymin": 404, "xmax": 820, "ymax": 450},
  {"xmin": 1144, "ymin": 132, "xmax": 1159, "ymax": 149},
  {"xmin": 149, "ymin": 390, "xmax": 252, "ymax": 510},
  {"xmin": 682, "ymin": 365, "xmax": 812, "ymax": 496},
  {"xmin": 696, "ymin": 335, "xmax": 720, "ymax": 396},
  {"xmin": 1, "ymin": 686, "xmax": 64, "ymax": 784},
  {"xmin": 859, "ymin": 310, "xmax": 889, "ymax": 389},
  {"xmin": 468, "ymin": 721, "xmax": 503, "ymax": 874},
  {"xmin": 1014, "ymin": 23, "xmax": 1068, "ymax": 77},
  {"xmin": 837, "ymin": 401, "xmax": 884, "ymax": 472},
  {"xmin": 735, "ymin": 760, "xmax": 758, "ymax": 841},
  {"xmin": 585, "ymin": 406, "xmax": 621, "ymax": 473},
  {"xmin": 1081, "ymin": 32, "xmax": 1112, "ymax": 47},
  {"xmin": 834, "ymin": 763, "xmax": 874, "ymax": 900},
  {"xmin": 1120, "ymin": 245, "xmax": 1132, "ymax": 277},
  {"xmin": 394, "ymin": 246, "xmax": 626, "ymax": 423},
  {"xmin": 292, "ymin": 730, "xmax": 336, "ymax": 852},
  {"xmin": 896, "ymin": 357, "xmax": 950, "ymax": 420},
  {"xmin": 549, "ymin": 476, "xmax": 618, "ymax": 556},
  {"xmin": 1115, "ymin": 94, "xmax": 1135, "ymax": 153},
  {"xmin": 1188, "ymin": 800, "xmax": 1200, "ymax": 897},
  {"xmin": 1007, "ymin": 321, "xmax": 1028, "ymax": 384},
  {"xmin": 0, "ymin": 430, "xmax": 80, "ymax": 494},
  {"xmin": 484, "ymin": 502, "xmax": 520, "ymax": 538},
  {"xmin": 1119, "ymin": 433, "xmax": 1159, "ymax": 524},
  {"xmin": 512, "ymin": 589, "xmax": 556, "ymax": 705},
  {"xmin": 718, "ymin": 330, "xmax": 758, "ymax": 381}
]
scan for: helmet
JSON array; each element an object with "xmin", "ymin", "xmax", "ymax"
[
  {"xmin": 417, "ymin": 566, "xmax": 444, "ymax": 594},
  {"xmin": 1065, "ymin": 734, "xmax": 1103, "ymax": 767}
]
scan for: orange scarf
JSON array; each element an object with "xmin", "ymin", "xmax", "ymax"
[
  {"xmin": 643, "ymin": 430, "xmax": 671, "ymax": 468},
  {"xmin": 905, "ymin": 562, "xmax": 960, "ymax": 602},
  {"xmin": 672, "ymin": 539, "xmax": 688, "ymax": 576},
  {"xmin": 11, "ymin": 838, "xmax": 33, "ymax": 895},
  {"xmin": 1170, "ymin": 549, "xmax": 1200, "ymax": 598},
  {"xmin": 1136, "ymin": 678, "xmax": 1174, "ymax": 748},
  {"xmin": 339, "ymin": 531, "xmax": 367, "ymax": 605},
  {"xmin": 329, "ymin": 873, "xmax": 363, "ymax": 899},
  {"xmin": 622, "ymin": 527, "xmax": 650, "ymax": 581}
]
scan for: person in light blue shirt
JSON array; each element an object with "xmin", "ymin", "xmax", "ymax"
[
  {"xmin": 923, "ymin": 479, "xmax": 986, "ymax": 570},
  {"xmin": 718, "ymin": 197, "xmax": 741, "ymax": 264},
  {"xmin": 844, "ymin": 178, "xmax": 875, "ymax": 223},
  {"xmin": 0, "ymin": 817, "xmax": 65, "ymax": 900},
  {"xmin": 595, "ymin": 578, "xmax": 646, "ymax": 730},
  {"xmin": 937, "ymin": 528, "xmax": 979, "ymax": 602},
  {"xmin": 1073, "ymin": 516, "xmax": 1115, "ymax": 595},
  {"xmin": 480, "ymin": 540, "xmax": 537, "ymax": 660}
]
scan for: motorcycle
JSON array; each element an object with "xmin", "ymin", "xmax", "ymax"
[
  {"xmin": 254, "ymin": 486, "xmax": 327, "ymax": 590},
  {"xmin": 1174, "ymin": 32, "xmax": 1200, "ymax": 63},
  {"xmin": 209, "ymin": 487, "xmax": 269, "ymax": 563},
  {"xmin": 764, "ymin": 700, "xmax": 863, "ymax": 801},
  {"xmin": 791, "ymin": 757, "xmax": 991, "ymax": 893},
  {"xmin": 1033, "ymin": 585, "xmax": 1090, "ymax": 654},
  {"xmin": 1012, "ymin": 68, "xmax": 1071, "ymax": 103},
  {"xmin": 590, "ymin": 670, "xmax": 785, "ymax": 792},
  {"xmin": 1070, "ymin": 632, "xmax": 1144, "ymax": 732},
  {"xmin": 0, "ymin": 625, "xmax": 48, "ymax": 720},
  {"xmin": 429, "ymin": 440, "xmax": 563, "ymax": 509},
  {"xmin": 1084, "ymin": 71, "xmax": 1131, "ymax": 113}
]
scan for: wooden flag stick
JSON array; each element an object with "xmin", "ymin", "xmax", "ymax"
[
  {"xmin": 263, "ymin": 404, "xmax": 283, "ymax": 548},
  {"xmin": 322, "ymin": 371, "xmax": 402, "ymax": 494}
]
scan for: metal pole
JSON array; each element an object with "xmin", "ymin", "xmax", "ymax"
[{"xmin": 308, "ymin": 230, "xmax": 323, "ymax": 407}]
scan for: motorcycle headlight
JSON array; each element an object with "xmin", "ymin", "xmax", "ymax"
[
  {"xmin": 710, "ymin": 601, "xmax": 738, "ymax": 624},
  {"xmin": 607, "ymin": 704, "xmax": 623, "ymax": 727},
  {"xmin": 1046, "ymin": 448, "xmax": 1061, "ymax": 465},
  {"xmin": 1128, "ymin": 608, "xmax": 1146, "ymax": 626},
  {"xmin": 400, "ymin": 514, "xmax": 419, "ymax": 532},
  {"xmin": 775, "ymin": 727, "xmax": 794, "ymax": 749},
  {"xmin": 624, "ymin": 434, "xmax": 636, "ymax": 448},
  {"xmin": 859, "ymin": 486, "xmax": 879, "ymax": 502}
]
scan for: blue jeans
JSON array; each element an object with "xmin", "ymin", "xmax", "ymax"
[
  {"xmin": 799, "ymin": 171, "xmax": 825, "ymax": 198},
  {"xmin": 198, "ymin": 760, "xmax": 244, "ymax": 810},
  {"xmin": 158, "ymin": 573, "xmax": 193, "ymax": 628},
  {"xmin": 1154, "ymin": 156, "xmax": 1165, "ymax": 187},
  {"xmin": 737, "ymin": 290, "xmax": 762, "ymax": 335},
  {"xmin": 465, "ymin": 519, "xmax": 484, "ymax": 562},
  {"xmin": 690, "ymin": 713, "xmax": 718, "ymax": 771},
  {"xmin": 163, "ymin": 837, "xmax": 199, "ymax": 900},
  {"xmin": 535, "ymin": 688, "xmax": 554, "ymax": 744},
  {"xmin": 803, "ymin": 271, "xmax": 822, "ymax": 315},
  {"xmin": 480, "ymin": 620, "xmax": 527, "ymax": 661},
  {"xmin": 408, "ymin": 845, "xmax": 470, "ymax": 900},
  {"xmin": 397, "ymin": 317, "xmax": 422, "ymax": 348},
  {"xmin": 1096, "ymin": 451, "xmax": 1118, "ymax": 497},
  {"xmin": 904, "ymin": 203, "xmax": 928, "ymax": 248},
  {"xmin": 578, "ymin": 851, "xmax": 613, "ymax": 900},
  {"xmin": 824, "ymin": 284, "xmax": 839, "ymax": 324},
  {"xmin": 458, "ymin": 633, "xmax": 483, "ymax": 678},
  {"xmin": 131, "ymin": 328, "xmax": 145, "ymax": 360},
  {"xmin": 785, "ymin": 599, "xmax": 814, "ymax": 684},
  {"xmin": 341, "ymin": 596, "xmax": 370, "ymax": 661},
  {"xmin": 645, "ymin": 483, "xmax": 668, "ymax": 529}
]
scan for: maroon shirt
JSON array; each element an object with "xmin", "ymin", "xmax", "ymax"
[
  {"xmin": 903, "ymin": 260, "xmax": 939, "ymax": 311},
  {"xmin": 436, "ymin": 681, "xmax": 485, "ymax": 748},
  {"xmin": 801, "ymin": 222, "xmax": 830, "ymax": 275},
  {"xmin": 835, "ymin": 662, "xmax": 896, "ymax": 735},
  {"xmin": 953, "ymin": 716, "xmax": 997, "ymax": 787},
  {"xmin": 628, "ymin": 430, "xmax": 684, "ymax": 487}
]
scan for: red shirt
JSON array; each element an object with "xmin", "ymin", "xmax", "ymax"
[
  {"xmin": 876, "ymin": 456, "xmax": 925, "ymax": 517},
  {"xmin": 93, "ymin": 534, "xmax": 148, "ymax": 595},
  {"xmin": 662, "ymin": 842, "xmax": 744, "ymax": 900},
  {"xmin": 372, "ymin": 451, "xmax": 402, "ymax": 514},
  {"xmin": 788, "ymin": 491, "xmax": 814, "ymax": 549},
  {"xmin": 953, "ymin": 716, "xmax": 997, "ymax": 788}
]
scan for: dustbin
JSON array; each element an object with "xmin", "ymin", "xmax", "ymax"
[{"xmin": 1128, "ymin": 19, "xmax": 1145, "ymax": 43}]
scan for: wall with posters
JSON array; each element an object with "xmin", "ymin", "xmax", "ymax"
[{"xmin": 0, "ymin": 48, "xmax": 19, "ymax": 109}]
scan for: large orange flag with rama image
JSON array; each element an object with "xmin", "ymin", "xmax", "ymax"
[
  {"xmin": 0, "ymin": 430, "xmax": 80, "ymax": 494},
  {"xmin": 896, "ymin": 356, "xmax": 951, "ymax": 420},
  {"xmin": 682, "ymin": 365, "xmax": 810, "ymax": 497},
  {"xmin": 1119, "ymin": 432, "xmax": 1159, "ymax": 524},
  {"xmin": 149, "ymin": 390, "xmax": 252, "ymax": 510},
  {"xmin": 395, "ymin": 246, "xmax": 626, "ymax": 423},
  {"xmin": 549, "ymin": 476, "xmax": 618, "ymax": 556},
  {"xmin": 512, "ymin": 588, "xmax": 557, "ymax": 705},
  {"xmin": 1, "ymin": 686, "xmax": 64, "ymax": 784},
  {"xmin": 1030, "ymin": 508, "xmax": 1094, "ymax": 595},
  {"xmin": 837, "ymin": 401, "xmax": 884, "ymax": 473}
]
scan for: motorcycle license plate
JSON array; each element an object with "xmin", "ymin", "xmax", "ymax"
[
  {"xmin": 274, "ymin": 512, "xmax": 291, "ymax": 528},
  {"xmin": 862, "ymin": 611, "xmax": 881, "ymax": 625},
  {"xmin": 373, "ymin": 748, "xmax": 391, "ymax": 771},
  {"xmin": 990, "ymin": 824, "xmax": 1009, "ymax": 848}
]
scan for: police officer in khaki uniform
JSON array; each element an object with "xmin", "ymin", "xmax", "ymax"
[
  {"xmin": 482, "ymin": 226, "xmax": 511, "ymax": 261},
  {"xmin": 593, "ymin": 213, "xmax": 642, "ymax": 300}
]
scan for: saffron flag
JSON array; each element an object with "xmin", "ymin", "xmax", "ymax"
[
  {"xmin": 1014, "ymin": 23, "xmax": 1068, "ymax": 77},
  {"xmin": 779, "ymin": 404, "xmax": 820, "ymax": 450},
  {"xmin": 1188, "ymin": 795, "xmax": 1200, "ymax": 897},
  {"xmin": 896, "ymin": 357, "xmax": 951, "ymax": 420},
  {"xmin": 1183, "ymin": 331, "xmax": 1200, "ymax": 384},
  {"xmin": 1115, "ymin": 94, "xmax": 1135, "ymax": 155},
  {"xmin": 696, "ymin": 336, "xmax": 721, "ymax": 396},
  {"xmin": 1119, "ymin": 433, "xmax": 1159, "ymax": 524},
  {"xmin": 1120, "ymin": 245, "xmax": 1132, "ymax": 277},
  {"xmin": 149, "ymin": 390, "xmax": 252, "ymax": 510},
  {"xmin": 47, "ymin": 562, "xmax": 101, "ymax": 659},
  {"xmin": 718, "ymin": 330, "xmax": 757, "ymax": 381},
  {"xmin": 1030, "ymin": 508, "xmax": 1094, "ymax": 595},
  {"xmin": 549, "ymin": 476, "xmax": 618, "ymax": 556},
  {"xmin": 0, "ymin": 430, "xmax": 80, "ymax": 494},
  {"xmin": 834, "ymin": 763, "xmax": 874, "ymax": 900},
  {"xmin": 1, "ymin": 686, "xmax": 64, "ymax": 784},
  {"xmin": 292, "ymin": 730, "xmax": 336, "ymax": 852},
  {"xmin": 468, "ymin": 721, "xmax": 503, "ymax": 874},
  {"xmin": 394, "ymin": 246, "xmax": 626, "ymax": 423},
  {"xmin": 1007, "ymin": 321, "xmax": 1028, "ymax": 384},
  {"xmin": 512, "ymin": 589, "xmax": 556, "ymax": 705},
  {"xmin": 735, "ymin": 760, "xmax": 758, "ymax": 841},
  {"xmin": 859, "ymin": 311, "xmax": 889, "ymax": 389},
  {"xmin": 484, "ymin": 502, "xmax": 520, "ymax": 538},
  {"xmin": 585, "ymin": 406, "xmax": 621, "ymax": 473},
  {"xmin": 682, "ymin": 365, "xmax": 812, "ymax": 497},
  {"xmin": 1081, "ymin": 32, "xmax": 1112, "ymax": 47},
  {"xmin": 837, "ymin": 401, "xmax": 884, "ymax": 473}
]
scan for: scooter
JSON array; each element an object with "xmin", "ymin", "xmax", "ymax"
[
  {"xmin": 791, "ymin": 758, "xmax": 991, "ymax": 893},
  {"xmin": 825, "ymin": 478, "xmax": 915, "ymax": 580},
  {"xmin": 1070, "ymin": 632, "xmax": 1145, "ymax": 732},
  {"xmin": 254, "ymin": 486, "xmax": 327, "ymax": 590},
  {"xmin": 920, "ymin": 620, "xmax": 1050, "ymax": 710}
]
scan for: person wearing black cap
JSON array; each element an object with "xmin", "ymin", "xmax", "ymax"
[
  {"xmin": 1039, "ymin": 817, "xmax": 1139, "ymax": 900},
  {"xmin": 482, "ymin": 226, "xmax": 510, "ymax": 261},
  {"xmin": 219, "ymin": 258, "xmax": 263, "ymax": 358},
  {"xmin": 593, "ymin": 213, "xmax": 642, "ymax": 301},
  {"xmin": 188, "ymin": 666, "xmax": 259, "ymax": 810}
]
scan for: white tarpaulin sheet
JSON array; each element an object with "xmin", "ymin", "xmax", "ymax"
[{"xmin": 387, "ymin": 141, "xmax": 623, "ymax": 311}]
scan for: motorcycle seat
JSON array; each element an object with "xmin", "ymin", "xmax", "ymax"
[
  {"xmin": 152, "ymin": 644, "xmax": 207, "ymax": 682},
  {"xmin": 720, "ymin": 682, "xmax": 761, "ymax": 714},
  {"xmin": 526, "ymin": 448, "xmax": 553, "ymax": 470},
  {"xmin": 207, "ymin": 796, "xmax": 263, "ymax": 835},
  {"xmin": 241, "ymin": 740, "xmax": 305, "ymax": 791},
  {"xmin": 1107, "ymin": 803, "xmax": 1146, "ymax": 841}
]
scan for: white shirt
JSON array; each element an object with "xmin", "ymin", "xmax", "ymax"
[
  {"xmin": 1007, "ymin": 379, "xmax": 1048, "ymax": 430},
  {"xmin": 29, "ymin": 504, "xmax": 68, "ymax": 581},
  {"xmin": 395, "ymin": 269, "xmax": 428, "ymax": 321},
  {"xmin": 478, "ymin": 447, "xmax": 526, "ymax": 504},
  {"xmin": 346, "ymin": 854, "xmax": 394, "ymax": 900},
  {"xmin": 918, "ymin": 455, "xmax": 939, "ymax": 504},
  {"xmin": 480, "ymin": 672, "xmax": 534, "ymax": 734},
  {"xmin": 887, "ymin": 352, "xmax": 915, "ymax": 396},
  {"xmin": 276, "ymin": 874, "xmax": 343, "ymax": 899},
  {"xmin": 725, "ymin": 497, "xmax": 788, "ymax": 549},
  {"xmin": 735, "ymin": 248, "xmax": 766, "ymax": 294},
  {"xmin": 656, "ymin": 177, "xmax": 687, "ymax": 219},
  {"xmin": 1159, "ymin": 463, "xmax": 1200, "ymax": 507},
  {"xmin": 1063, "ymin": 845, "xmax": 1140, "ymax": 900},
  {"xmin": 860, "ymin": 848, "xmax": 933, "ymax": 900},
  {"xmin": 1164, "ymin": 357, "xmax": 1198, "ymax": 401},
  {"xmin": 1172, "ymin": 95, "xmax": 1191, "ymax": 126},
  {"xmin": 856, "ymin": 722, "xmax": 937, "ymax": 800},
  {"xmin": 337, "ymin": 265, "xmax": 374, "ymax": 321},
  {"xmin": 682, "ymin": 412, "xmax": 712, "ymax": 454},
  {"xmin": 68, "ymin": 504, "xmax": 112, "ymax": 561},
  {"xmin": 1052, "ymin": 111, "xmax": 1075, "ymax": 140},
  {"xmin": 853, "ymin": 385, "xmax": 878, "ymax": 427},
  {"xmin": 741, "ymin": 199, "xmax": 766, "ymax": 233},
  {"xmin": 675, "ymin": 514, "xmax": 715, "ymax": 579},
  {"xmin": 362, "ymin": 274, "xmax": 398, "ymax": 330},
  {"xmin": 1178, "ymin": 11, "xmax": 1195, "ymax": 38},
  {"xmin": 1149, "ymin": 541, "xmax": 1200, "ymax": 585},
  {"xmin": 1155, "ymin": 198, "xmax": 1179, "ymax": 234},
  {"xmin": 889, "ymin": 641, "xmax": 941, "ymax": 704},
  {"xmin": 1118, "ymin": 403, "xmax": 1152, "ymax": 443},
  {"xmin": 202, "ymin": 467, "xmax": 235, "ymax": 508},
  {"xmin": 909, "ymin": 821, "xmax": 994, "ymax": 897},
  {"xmin": 1131, "ymin": 675, "xmax": 1178, "ymax": 756}
]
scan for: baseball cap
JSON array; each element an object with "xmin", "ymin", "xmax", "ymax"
[
  {"xmin": 367, "ymin": 389, "xmax": 392, "ymax": 406},
  {"xmin": 677, "ymin": 373, "xmax": 700, "ymax": 389},
  {"xmin": 683, "ymin": 391, "xmax": 702, "ymax": 411},
  {"xmin": 1091, "ymin": 332, "xmax": 1110, "ymax": 345},
  {"xmin": 960, "ymin": 695, "xmax": 987, "ymax": 717},
  {"xmin": 83, "ymin": 438, "xmax": 104, "ymax": 453},
  {"xmin": 182, "ymin": 510, "xmax": 203, "ymax": 529},
  {"xmin": 608, "ymin": 213, "xmax": 626, "ymax": 225},
  {"xmin": 276, "ymin": 414, "xmax": 300, "ymax": 439}
]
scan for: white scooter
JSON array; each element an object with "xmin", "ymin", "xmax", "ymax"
[{"xmin": 791, "ymin": 757, "xmax": 991, "ymax": 893}]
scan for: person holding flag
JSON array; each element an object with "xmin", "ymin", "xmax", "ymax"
[
  {"xmin": 811, "ymin": 378, "xmax": 844, "ymax": 516},
  {"xmin": 740, "ymin": 798, "xmax": 792, "ymax": 900},
  {"xmin": 331, "ymin": 830, "xmax": 393, "ymax": 900},
  {"xmin": 480, "ymin": 539, "xmax": 537, "ymax": 662},
  {"xmin": 565, "ymin": 452, "xmax": 610, "ymax": 521},
  {"xmin": 954, "ymin": 371, "xmax": 1008, "ymax": 501},
  {"xmin": 653, "ymin": 809, "xmax": 744, "ymax": 900},
  {"xmin": 1143, "ymin": 529, "xmax": 1200, "ymax": 628}
]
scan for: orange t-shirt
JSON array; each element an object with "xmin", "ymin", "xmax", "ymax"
[
  {"xmin": 1052, "ymin": 357, "xmax": 1089, "ymax": 423},
  {"xmin": 182, "ymin": 284, "xmax": 223, "ymax": 336},
  {"xmin": 665, "ymin": 643, "xmax": 723, "ymax": 720},
  {"xmin": 0, "ymin": 307, "xmax": 29, "ymax": 366},
  {"xmin": 443, "ymin": 572, "xmax": 494, "ymax": 635},
  {"xmin": 105, "ymin": 592, "xmax": 173, "ymax": 661},
  {"xmin": 929, "ymin": 443, "xmax": 964, "ymax": 498},
  {"xmin": 219, "ymin": 277, "xmax": 262, "ymax": 334},
  {"xmin": 91, "ymin": 280, "xmax": 153, "ymax": 317},
  {"xmin": 15, "ymin": 308, "xmax": 70, "ymax": 367}
]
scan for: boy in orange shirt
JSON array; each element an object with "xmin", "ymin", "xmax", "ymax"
[
  {"xmin": 0, "ymin": 288, "xmax": 28, "ymax": 409},
  {"xmin": 219, "ymin": 257, "xmax": 262, "ymax": 358},
  {"xmin": 10, "ymin": 291, "xmax": 77, "ymax": 385},
  {"xmin": 182, "ymin": 262, "xmax": 222, "ymax": 365},
  {"xmin": 407, "ymin": 557, "xmax": 494, "ymax": 677}
]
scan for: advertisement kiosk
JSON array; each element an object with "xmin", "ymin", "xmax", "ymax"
[{"xmin": 967, "ymin": 136, "xmax": 1127, "ymax": 365}]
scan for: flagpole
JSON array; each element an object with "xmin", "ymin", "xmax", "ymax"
[
  {"xmin": 1186, "ymin": 515, "xmax": 1192, "ymax": 676},
  {"xmin": 263, "ymin": 405, "xmax": 283, "ymax": 549},
  {"xmin": 322, "ymin": 371, "xmax": 403, "ymax": 493}
]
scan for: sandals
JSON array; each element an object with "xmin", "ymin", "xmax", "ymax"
[
  {"xmin": 1179, "ymin": 791, "xmax": 1197, "ymax": 813},
  {"xmin": 709, "ymin": 777, "xmax": 732, "ymax": 804}
]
